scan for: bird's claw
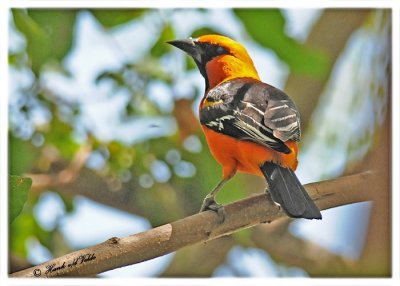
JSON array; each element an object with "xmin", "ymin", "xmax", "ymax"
[{"xmin": 199, "ymin": 197, "xmax": 226, "ymax": 223}]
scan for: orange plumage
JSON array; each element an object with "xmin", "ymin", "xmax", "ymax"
[
  {"xmin": 169, "ymin": 34, "xmax": 321, "ymax": 219},
  {"xmin": 197, "ymin": 35, "xmax": 298, "ymax": 176}
]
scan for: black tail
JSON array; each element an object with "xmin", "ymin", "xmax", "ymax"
[{"xmin": 260, "ymin": 162, "xmax": 322, "ymax": 219}]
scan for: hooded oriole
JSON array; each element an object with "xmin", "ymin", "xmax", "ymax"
[{"xmin": 168, "ymin": 35, "xmax": 321, "ymax": 219}]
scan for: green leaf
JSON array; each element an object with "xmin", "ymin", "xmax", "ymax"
[
  {"xmin": 185, "ymin": 56, "xmax": 197, "ymax": 71},
  {"xmin": 151, "ymin": 23, "xmax": 175, "ymax": 57},
  {"xmin": 45, "ymin": 117, "xmax": 79, "ymax": 160},
  {"xmin": 12, "ymin": 9, "xmax": 76, "ymax": 75},
  {"xmin": 29, "ymin": 10, "xmax": 76, "ymax": 60},
  {"xmin": 233, "ymin": 228, "xmax": 253, "ymax": 246},
  {"xmin": 8, "ymin": 51, "xmax": 25, "ymax": 67},
  {"xmin": 95, "ymin": 70, "xmax": 126, "ymax": 86},
  {"xmin": 90, "ymin": 9, "xmax": 146, "ymax": 28},
  {"xmin": 234, "ymin": 9, "xmax": 329, "ymax": 78},
  {"xmin": 60, "ymin": 195, "xmax": 75, "ymax": 213},
  {"xmin": 10, "ymin": 212, "xmax": 35, "ymax": 256},
  {"xmin": 9, "ymin": 175, "xmax": 32, "ymax": 223},
  {"xmin": 10, "ymin": 209, "xmax": 51, "ymax": 257},
  {"xmin": 190, "ymin": 27, "xmax": 220, "ymax": 39},
  {"xmin": 9, "ymin": 134, "xmax": 38, "ymax": 175},
  {"xmin": 12, "ymin": 10, "xmax": 48, "ymax": 74},
  {"xmin": 131, "ymin": 58, "xmax": 174, "ymax": 83}
]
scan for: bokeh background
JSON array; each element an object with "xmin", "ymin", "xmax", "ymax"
[{"xmin": 8, "ymin": 8, "xmax": 391, "ymax": 277}]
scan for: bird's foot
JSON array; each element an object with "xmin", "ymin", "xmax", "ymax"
[{"xmin": 199, "ymin": 196, "xmax": 226, "ymax": 223}]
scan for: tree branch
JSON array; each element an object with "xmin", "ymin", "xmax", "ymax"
[
  {"xmin": 11, "ymin": 171, "xmax": 373, "ymax": 277},
  {"xmin": 285, "ymin": 9, "xmax": 371, "ymax": 132}
]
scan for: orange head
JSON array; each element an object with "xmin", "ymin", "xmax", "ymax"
[{"xmin": 168, "ymin": 34, "xmax": 260, "ymax": 90}]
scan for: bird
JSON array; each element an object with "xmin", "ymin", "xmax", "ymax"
[{"xmin": 168, "ymin": 34, "xmax": 321, "ymax": 219}]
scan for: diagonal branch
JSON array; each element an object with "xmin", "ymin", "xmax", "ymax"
[{"xmin": 10, "ymin": 171, "xmax": 373, "ymax": 278}]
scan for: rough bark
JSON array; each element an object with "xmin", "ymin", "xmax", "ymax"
[{"xmin": 11, "ymin": 171, "xmax": 373, "ymax": 277}]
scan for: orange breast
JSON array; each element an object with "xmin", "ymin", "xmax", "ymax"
[{"xmin": 201, "ymin": 126, "xmax": 298, "ymax": 179}]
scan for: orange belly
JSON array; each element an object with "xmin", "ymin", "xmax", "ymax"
[{"xmin": 201, "ymin": 126, "xmax": 298, "ymax": 179}]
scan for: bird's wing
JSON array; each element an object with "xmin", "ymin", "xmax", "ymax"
[{"xmin": 200, "ymin": 79, "xmax": 301, "ymax": 154}]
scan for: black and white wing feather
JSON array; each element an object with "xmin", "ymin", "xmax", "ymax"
[{"xmin": 200, "ymin": 78, "xmax": 301, "ymax": 154}]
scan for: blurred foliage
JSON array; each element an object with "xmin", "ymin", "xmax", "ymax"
[
  {"xmin": 12, "ymin": 10, "xmax": 77, "ymax": 75},
  {"xmin": 89, "ymin": 9, "xmax": 146, "ymax": 28},
  {"xmin": 300, "ymin": 10, "xmax": 390, "ymax": 179},
  {"xmin": 234, "ymin": 9, "xmax": 330, "ymax": 78},
  {"xmin": 8, "ymin": 8, "xmax": 390, "ymax": 277},
  {"xmin": 9, "ymin": 135, "xmax": 38, "ymax": 175},
  {"xmin": 9, "ymin": 175, "xmax": 32, "ymax": 223}
]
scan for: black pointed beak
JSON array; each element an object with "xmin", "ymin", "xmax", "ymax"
[{"xmin": 167, "ymin": 38, "xmax": 202, "ymax": 63}]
